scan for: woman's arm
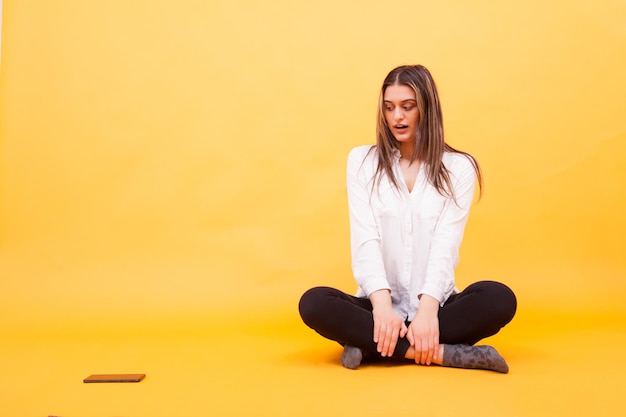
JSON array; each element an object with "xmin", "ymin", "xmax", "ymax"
[
  {"xmin": 347, "ymin": 147, "xmax": 405, "ymax": 356},
  {"xmin": 421, "ymin": 156, "xmax": 477, "ymax": 305},
  {"xmin": 409, "ymin": 156, "xmax": 478, "ymax": 364},
  {"xmin": 346, "ymin": 147, "xmax": 389, "ymax": 295}
]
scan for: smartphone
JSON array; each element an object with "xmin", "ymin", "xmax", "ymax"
[{"xmin": 83, "ymin": 373, "xmax": 145, "ymax": 383}]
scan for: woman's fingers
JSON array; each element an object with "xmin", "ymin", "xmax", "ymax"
[
  {"xmin": 373, "ymin": 319, "xmax": 381, "ymax": 344},
  {"xmin": 381, "ymin": 324, "xmax": 395, "ymax": 356},
  {"xmin": 373, "ymin": 310, "xmax": 406, "ymax": 357},
  {"xmin": 400, "ymin": 323, "xmax": 408, "ymax": 339},
  {"xmin": 425, "ymin": 338, "xmax": 434, "ymax": 365},
  {"xmin": 410, "ymin": 331, "xmax": 436, "ymax": 364},
  {"xmin": 378, "ymin": 324, "xmax": 388, "ymax": 354},
  {"xmin": 376, "ymin": 322, "xmax": 393, "ymax": 356},
  {"xmin": 420, "ymin": 337, "xmax": 433, "ymax": 365},
  {"xmin": 377, "ymin": 322, "xmax": 405, "ymax": 357},
  {"xmin": 419, "ymin": 336, "xmax": 440, "ymax": 365},
  {"xmin": 387, "ymin": 326, "xmax": 399, "ymax": 357}
]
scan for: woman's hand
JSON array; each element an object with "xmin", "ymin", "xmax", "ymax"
[
  {"xmin": 407, "ymin": 294, "xmax": 440, "ymax": 365},
  {"xmin": 370, "ymin": 290, "xmax": 407, "ymax": 357}
]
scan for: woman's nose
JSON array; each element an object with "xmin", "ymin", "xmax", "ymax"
[{"xmin": 393, "ymin": 107, "xmax": 404, "ymax": 121}]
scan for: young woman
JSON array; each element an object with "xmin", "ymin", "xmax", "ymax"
[{"xmin": 298, "ymin": 65, "xmax": 516, "ymax": 373}]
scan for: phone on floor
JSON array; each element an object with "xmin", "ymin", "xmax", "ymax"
[{"xmin": 83, "ymin": 373, "xmax": 145, "ymax": 383}]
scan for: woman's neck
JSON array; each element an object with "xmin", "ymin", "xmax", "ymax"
[{"xmin": 399, "ymin": 143, "xmax": 415, "ymax": 160}]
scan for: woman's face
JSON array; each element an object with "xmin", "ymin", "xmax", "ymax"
[{"xmin": 383, "ymin": 83, "xmax": 419, "ymax": 144}]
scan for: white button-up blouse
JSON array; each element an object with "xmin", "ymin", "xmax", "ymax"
[{"xmin": 347, "ymin": 145, "xmax": 477, "ymax": 321}]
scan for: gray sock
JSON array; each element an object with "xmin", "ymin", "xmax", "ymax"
[
  {"xmin": 341, "ymin": 345, "xmax": 363, "ymax": 370},
  {"xmin": 442, "ymin": 344, "xmax": 509, "ymax": 373}
]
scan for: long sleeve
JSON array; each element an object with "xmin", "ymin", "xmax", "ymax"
[
  {"xmin": 419, "ymin": 156, "xmax": 477, "ymax": 305},
  {"xmin": 346, "ymin": 146, "xmax": 390, "ymax": 296}
]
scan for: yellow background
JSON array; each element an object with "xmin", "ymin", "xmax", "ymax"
[{"xmin": 1, "ymin": 0, "xmax": 625, "ymax": 416}]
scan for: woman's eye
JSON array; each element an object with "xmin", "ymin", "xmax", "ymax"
[
  {"xmin": 403, "ymin": 106, "xmax": 413, "ymax": 111},
  {"xmin": 385, "ymin": 106, "xmax": 393, "ymax": 111}
]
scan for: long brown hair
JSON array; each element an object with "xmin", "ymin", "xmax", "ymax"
[{"xmin": 371, "ymin": 65, "xmax": 483, "ymax": 200}]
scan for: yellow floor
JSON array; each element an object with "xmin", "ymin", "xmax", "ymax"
[{"xmin": 1, "ymin": 260, "xmax": 625, "ymax": 417}]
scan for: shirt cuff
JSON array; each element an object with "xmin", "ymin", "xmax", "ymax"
[
  {"xmin": 358, "ymin": 277, "xmax": 391, "ymax": 298},
  {"xmin": 418, "ymin": 283, "xmax": 446, "ymax": 306}
]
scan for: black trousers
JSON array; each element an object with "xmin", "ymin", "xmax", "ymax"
[{"xmin": 298, "ymin": 281, "xmax": 517, "ymax": 359}]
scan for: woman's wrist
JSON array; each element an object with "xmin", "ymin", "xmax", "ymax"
[
  {"xmin": 369, "ymin": 289, "xmax": 392, "ymax": 310},
  {"xmin": 416, "ymin": 294, "xmax": 440, "ymax": 316}
]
